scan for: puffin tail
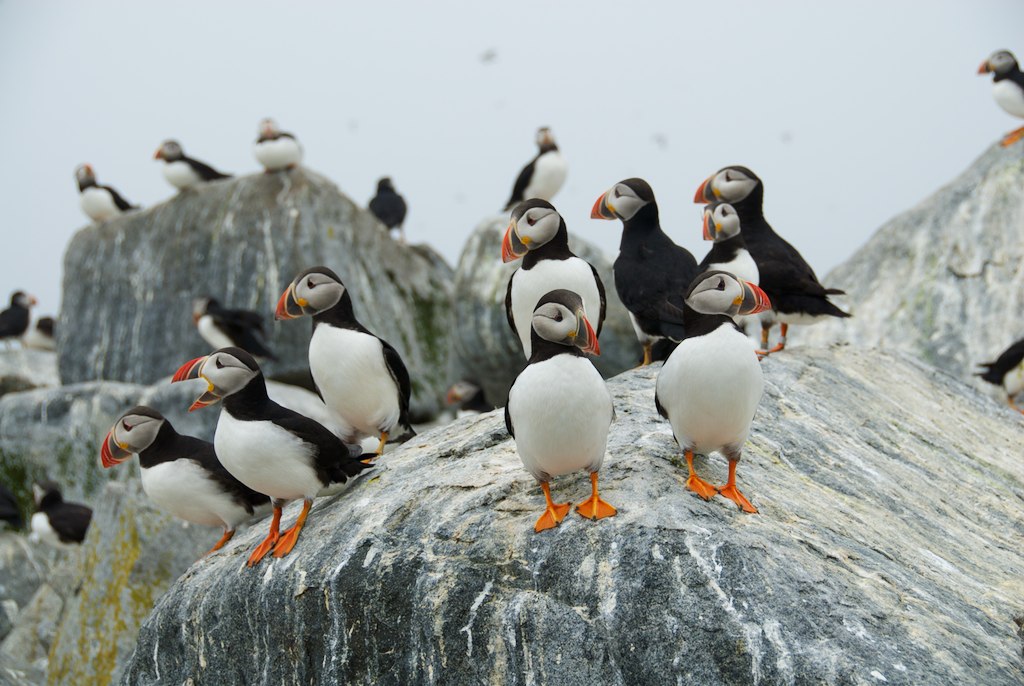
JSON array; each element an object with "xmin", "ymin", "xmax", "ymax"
[
  {"xmin": 975, "ymin": 363, "xmax": 1001, "ymax": 385},
  {"xmin": 824, "ymin": 287, "xmax": 846, "ymax": 296},
  {"xmin": 333, "ymin": 452, "xmax": 374, "ymax": 482}
]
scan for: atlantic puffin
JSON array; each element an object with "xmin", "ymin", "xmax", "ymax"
[
  {"xmin": 369, "ymin": 177, "xmax": 408, "ymax": 242},
  {"xmin": 275, "ymin": 267, "xmax": 415, "ymax": 457},
  {"xmin": 0, "ymin": 291, "xmax": 35, "ymax": 348},
  {"xmin": 30, "ymin": 481, "xmax": 92, "ymax": 546},
  {"xmin": 694, "ymin": 166, "xmax": 849, "ymax": 355},
  {"xmin": 172, "ymin": 347, "xmax": 370, "ymax": 565},
  {"xmin": 977, "ymin": 338, "xmax": 1024, "ymax": 413},
  {"xmin": 253, "ymin": 118, "xmax": 303, "ymax": 172},
  {"xmin": 74, "ymin": 164, "xmax": 137, "ymax": 222},
  {"xmin": 23, "ymin": 316, "xmax": 56, "ymax": 351},
  {"xmin": 505, "ymin": 289, "xmax": 615, "ymax": 532},
  {"xmin": 978, "ymin": 50, "xmax": 1024, "ymax": 147},
  {"xmin": 154, "ymin": 140, "xmax": 231, "ymax": 191},
  {"xmin": 0, "ymin": 483, "xmax": 23, "ymax": 530},
  {"xmin": 101, "ymin": 406, "xmax": 271, "ymax": 554},
  {"xmin": 446, "ymin": 380, "xmax": 494, "ymax": 417},
  {"xmin": 503, "ymin": 200, "xmax": 606, "ymax": 359},
  {"xmin": 503, "ymin": 127, "xmax": 567, "ymax": 211},
  {"xmin": 654, "ymin": 271, "xmax": 772, "ymax": 513},
  {"xmin": 192, "ymin": 297, "xmax": 276, "ymax": 360},
  {"xmin": 591, "ymin": 178, "xmax": 699, "ymax": 365}
]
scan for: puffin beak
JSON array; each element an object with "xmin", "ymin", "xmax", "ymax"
[
  {"xmin": 28, "ymin": 295, "xmax": 38, "ymax": 306},
  {"xmin": 574, "ymin": 309, "xmax": 601, "ymax": 356},
  {"xmin": 172, "ymin": 356, "xmax": 206, "ymax": 383},
  {"xmin": 501, "ymin": 220, "xmax": 529, "ymax": 262},
  {"xmin": 100, "ymin": 429, "xmax": 132, "ymax": 468},
  {"xmin": 737, "ymin": 282, "xmax": 772, "ymax": 315},
  {"xmin": 192, "ymin": 313, "xmax": 201, "ymax": 325},
  {"xmin": 154, "ymin": 148, "xmax": 164, "ymax": 160},
  {"xmin": 694, "ymin": 175, "xmax": 713, "ymax": 204},
  {"xmin": 702, "ymin": 212, "xmax": 714, "ymax": 241},
  {"xmin": 274, "ymin": 284, "xmax": 305, "ymax": 320},
  {"xmin": 978, "ymin": 60, "xmax": 991, "ymax": 75},
  {"xmin": 590, "ymin": 191, "xmax": 616, "ymax": 220},
  {"xmin": 445, "ymin": 387, "xmax": 460, "ymax": 405}
]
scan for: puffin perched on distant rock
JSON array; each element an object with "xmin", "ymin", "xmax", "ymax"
[
  {"xmin": 446, "ymin": 380, "xmax": 493, "ymax": 417},
  {"xmin": 276, "ymin": 267, "xmax": 415, "ymax": 457},
  {"xmin": 694, "ymin": 166, "xmax": 848, "ymax": 355},
  {"xmin": 369, "ymin": 177, "xmax": 408, "ymax": 243},
  {"xmin": 192, "ymin": 297, "xmax": 276, "ymax": 360},
  {"xmin": 592, "ymin": 178, "xmax": 699, "ymax": 365},
  {"xmin": 503, "ymin": 200, "xmax": 606, "ymax": 359},
  {"xmin": 0, "ymin": 291, "xmax": 35, "ymax": 347},
  {"xmin": 23, "ymin": 316, "xmax": 56, "ymax": 351},
  {"xmin": 172, "ymin": 347, "xmax": 370, "ymax": 565},
  {"xmin": 0, "ymin": 483, "xmax": 23, "ymax": 530},
  {"xmin": 30, "ymin": 481, "xmax": 92, "ymax": 546},
  {"xmin": 978, "ymin": 50, "xmax": 1024, "ymax": 147},
  {"xmin": 655, "ymin": 271, "xmax": 772, "ymax": 513},
  {"xmin": 503, "ymin": 127, "xmax": 567, "ymax": 211},
  {"xmin": 74, "ymin": 164, "xmax": 137, "ymax": 222},
  {"xmin": 506, "ymin": 289, "xmax": 615, "ymax": 532},
  {"xmin": 253, "ymin": 118, "xmax": 303, "ymax": 172},
  {"xmin": 977, "ymin": 338, "xmax": 1024, "ymax": 413},
  {"xmin": 154, "ymin": 139, "xmax": 231, "ymax": 191},
  {"xmin": 101, "ymin": 406, "xmax": 271, "ymax": 554}
]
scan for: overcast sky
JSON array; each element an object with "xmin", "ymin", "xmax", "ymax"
[{"xmin": 1, "ymin": 1, "xmax": 1021, "ymax": 317}]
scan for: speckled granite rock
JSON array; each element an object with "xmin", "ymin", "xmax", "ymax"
[
  {"xmin": 453, "ymin": 214, "xmax": 640, "ymax": 405},
  {"xmin": 124, "ymin": 347, "xmax": 1024, "ymax": 685},
  {"xmin": 0, "ymin": 351, "xmax": 58, "ymax": 399}
]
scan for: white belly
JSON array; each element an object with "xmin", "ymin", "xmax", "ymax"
[
  {"xmin": 993, "ymin": 80, "xmax": 1024, "ymax": 119},
  {"xmin": 705, "ymin": 249, "xmax": 759, "ymax": 286},
  {"xmin": 1005, "ymin": 361, "xmax": 1024, "ymax": 397},
  {"xmin": 656, "ymin": 325, "xmax": 763, "ymax": 454},
  {"xmin": 30, "ymin": 512, "xmax": 73, "ymax": 548},
  {"xmin": 197, "ymin": 315, "xmax": 235, "ymax": 349},
  {"xmin": 507, "ymin": 355, "xmax": 613, "ymax": 481},
  {"xmin": 510, "ymin": 258, "xmax": 602, "ymax": 358},
  {"xmin": 523, "ymin": 151, "xmax": 568, "ymax": 202},
  {"xmin": 775, "ymin": 311, "xmax": 836, "ymax": 326},
  {"xmin": 309, "ymin": 326, "xmax": 401, "ymax": 441},
  {"xmin": 254, "ymin": 137, "xmax": 303, "ymax": 171},
  {"xmin": 79, "ymin": 187, "xmax": 120, "ymax": 222},
  {"xmin": 140, "ymin": 459, "xmax": 259, "ymax": 530},
  {"xmin": 162, "ymin": 160, "xmax": 202, "ymax": 190},
  {"xmin": 215, "ymin": 411, "xmax": 323, "ymax": 500},
  {"xmin": 22, "ymin": 327, "xmax": 55, "ymax": 351}
]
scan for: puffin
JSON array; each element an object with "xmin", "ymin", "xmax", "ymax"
[
  {"xmin": 192, "ymin": 297, "xmax": 276, "ymax": 360},
  {"xmin": 30, "ymin": 481, "xmax": 92, "ymax": 546},
  {"xmin": 154, "ymin": 139, "xmax": 231, "ymax": 191},
  {"xmin": 253, "ymin": 118, "xmax": 303, "ymax": 172},
  {"xmin": 654, "ymin": 271, "xmax": 772, "ymax": 513},
  {"xmin": 503, "ymin": 127, "xmax": 568, "ymax": 211},
  {"xmin": 505, "ymin": 289, "xmax": 615, "ymax": 532},
  {"xmin": 698, "ymin": 202, "xmax": 759, "ymax": 327},
  {"xmin": 369, "ymin": 177, "xmax": 408, "ymax": 242},
  {"xmin": 172, "ymin": 347, "xmax": 370, "ymax": 565},
  {"xmin": 74, "ymin": 164, "xmax": 137, "ymax": 222},
  {"xmin": 23, "ymin": 316, "xmax": 56, "ymax": 351},
  {"xmin": 591, "ymin": 178, "xmax": 699, "ymax": 365},
  {"xmin": 101, "ymin": 406, "xmax": 271, "ymax": 554},
  {"xmin": 502, "ymin": 199, "xmax": 606, "ymax": 359},
  {"xmin": 694, "ymin": 166, "xmax": 849, "ymax": 355},
  {"xmin": 978, "ymin": 50, "xmax": 1024, "ymax": 147},
  {"xmin": 446, "ymin": 380, "xmax": 494, "ymax": 417},
  {"xmin": 0, "ymin": 291, "xmax": 36, "ymax": 347},
  {"xmin": 977, "ymin": 337, "xmax": 1024, "ymax": 413},
  {"xmin": 0, "ymin": 483, "xmax": 23, "ymax": 530},
  {"xmin": 275, "ymin": 267, "xmax": 415, "ymax": 457}
]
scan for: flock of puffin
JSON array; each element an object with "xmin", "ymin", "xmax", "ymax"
[{"xmin": 1, "ymin": 49, "xmax": 1023, "ymax": 554}]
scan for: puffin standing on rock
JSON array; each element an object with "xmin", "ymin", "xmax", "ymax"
[
  {"xmin": 30, "ymin": 481, "xmax": 92, "ymax": 546},
  {"xmin": 978, "ymin": 50, "xmax": 1024, "ymax": 147},
  {"xmin": 172, "ymin": 347, "xmax": 371, "ymax": 565},
  {"xmin": 694, "ymin": 166, "xmax": 848, "ymax": 355},
  {"xmin": 101, "ymin": 406, "xmax": 271, "ymax": 555},
  {"xmin": 592, "ymin": 178, "xmax": 699, "ymax": 366},
  {"xmin": 23, "ymin": 317, "xmax": 56, "ymax": 351},
  {"xmin": 74, "ymin": 164, "xmax": 137, "ymax": 222},
  {"xmin": 655, "ymin": 271, "xmax": 772, "ymax": 513},
  {"xmin": 154, "ymin": 140, "xmax": 231, "ymax": 191},
  {"xmin": 369, "ymin": 177, "xmax": 408, "ymax": 243},
  {"xmin": 276, "ymin": 267, "xmax": 415, "ymax": 457},
  {"xmin": 253, "ymin": 118, "xmax": 303, "ymax": 172},
  {"xmin": 0, "ymin": 291, "xmax": 36, "ymax": 348},
  {"xmin": 506, "ymin": 290, "xmax": 615, "ymax": 532},
  {"xmin": 977, "ymin": 338, "xmax": 1024, "ymax": 413},
  {"xmin": 504, "ymin": 127, "xmax": 567, "ymax": 211},
  {"xmin": 503, "ymin": 199, "xmax": 606, "ymax": 359},
  {"xmin": 192, "ymin": 297, "xmax": 276, "ymax": 360}
]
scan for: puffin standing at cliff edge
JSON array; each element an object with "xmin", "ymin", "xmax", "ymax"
[
  {"xmin": 592, "ymin": 178, "xmax": 699, "ymax": 366},
  {"xmin": 503, "ymin": 127, "xmax": 567, "ymax": 211},
  {"xmin": 0, "ymin": 291, "xmax": 36, "ymax": 348},
  {"xmin": 506, "ymin": 290, "xmax": 615, "ymax": 532},
  {"xmin": 74, "ymin": 164, "xmax": 137, "ymax": 222},
  {"xmin": 0, "ymin": 483, "xmax": 23, "ymax": 530},
  {"xmin": 978, "ymin": 50, "xmax": 1024, "ymax": 147},
  {"xmin": 192, "ymin": 297, "xmax": 276, "ymax": 360},
  {"xmin": 655, "ymin": 271, "xmax": 772, "ymax": 513},
  {"xmin": 503, "ymin": 200, "xmax": 606, "ymax": 359},
  {"xmin": 694, "ymin": 166, "xmax": 848, "ymax": 355},
  {"xmin": 977, "ymin": 338, "xmax": 1024, "ymax": 413},
  {"xmin": 275, "ymin": 267, "xmax": 415, "ymax": 457},
  {"xmin": 30, "ymin": 481, "xmax": 92, "ymax": 547},
  {"xmin": 101, "ymin": 406, "xmax": 271, "ymax": 554},
  {"xmin": 172, "ymin": 347, "xmax": 371, "ymax": 565},
  {"xmin": 253, "ymin": 118, "xmax": 303, "ymax": 172},
  {"xmin": 369, "ymin": 177, "xmax": 408, "ymax": 243},
  {"xmin": 154, "ymin": 139, "xmax": 232, "ymax": 191}
]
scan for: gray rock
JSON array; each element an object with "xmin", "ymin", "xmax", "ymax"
[
  {"xmin": 798, "ymin": 142, "xmax": 1024, "ymax": 392},
  {"xmin": 0, "ymin": 534, "xmax": 57, "ymax": 641},
  {"xmin": 0, "ymin": 350, "xmax": 58, "ymax": 399},
  {"xmin": 124, "ymin": 347, "xmax": 1024, "ymax": 685},
  {"xmin": 58, "ymin": 168, "xmax": 454, "ymax": 420},
  {"xmin": 452, "ymin": 214, "xmax": 641, "ymax": 405},
  {"xmin": 0, "ymin": 583, "xmax": 62, "ymax": 668}
]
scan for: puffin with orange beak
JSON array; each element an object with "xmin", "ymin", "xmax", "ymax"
[
  {"xmin": 153, "ymin": 139, "xmax": 231, "ymax": 192},
  {"xmin": 977, "ymin": 50, "xmax": 1024, "ymax": 147},
  {"xmin": 100, "ymin": 406, "xmax": 270, "ymax": 555},
  {"xmin": 655, "ymin": 271, "xmax": 772, "ymax": 513},
  {"xmin": 253, "ymin": 118, "xmax": 303, "ymax": 172},
  {"xmin": 591, "ymin": 178, "xmax": 698, "ymax": 366},
  {"xmin": 698, "ymin": 202, "xmax": 760, "ymax": 324},
  {"xmin": 0, "ymin": 291, "xmax": 37, "ymax": 348},
  {"xmin": 74, "ymin": 163, "xmax": 137, "ymax": 223},
  {"xmin": 503, "ymin": 127, "xmax": 568, "ymax": 211},
  {"xmin": 505, "ymin": 290, "xmax": 615, "ymax": 532},
  {"xmin": 502, "ymin": 199, "xmax": 606, "ymax": 359},
  {"xmin": 171, "ymin": 347, "xmax": 370, "ymax": 566}
]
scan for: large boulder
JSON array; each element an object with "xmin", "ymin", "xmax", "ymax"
[
  {"xmin": 452, "ymin": 215, "xmax": 640, "ymax": 405},
  {"xmin": 58, "ymin": 168, "xmax": 454, "ymax": 419},
  {"xmin": 0, "ymin": 350, "xmax": 58, "ymax": 399},
  {"xmin": 124, "ymin": 347, "xmax": 1023, "ymax": 685}
]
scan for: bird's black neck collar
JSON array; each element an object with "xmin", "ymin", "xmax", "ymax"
[
  {"xmin": 619, "ymin": 203, "xmax": 664, "ymax": 250},
  {"xmin": 730, "ymin": 185, "xmax": 765, "ymax": 226},
  {"xmin": 538, "ymin": 142, "xmax": 558, "ymax": 155},
  {"xmin": 312, "ymin": 292, "xmax": 367, "ymax": 332},
  {"xmin": 710, "ymin": 233, "xmax": 748, "ymax": 256},
  {"xmin": 681, "ymin": 312, "xmax": 741, "ymax": 342},
  {"xmin": 993, "ymin": 64, "xmax": 1023, "ymax": 82},
  {"xmin": 522, "ymin": 220, "xmax": 574, "ymax": 269},
  {"xmin": 78, "ymin": 178, "xmax": 96, "ymax": 192},
  {"xmin": 528, "ymin": 334, "xmax": 585, "ymax": 364},
  {"xmin": 137, "ymin": 422, "xmax": 183, "ymax": 469},
  {"xmin": 223, "ymin": 374, "xmax": 271, "ymax": 417}
]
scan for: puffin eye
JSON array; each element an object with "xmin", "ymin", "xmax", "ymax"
[
  {"xmin": 215, "ymin": 358, "xmax": 224, "ymax": 369},
  {"xmin": 554, "ymin": 311, "xmax": 563, "ymax": 322},
  {"xmin": 306, "ymin": 279, "xmax": 314, "ymax": 289},
  {"xmin": 715, "ymin": 279, "xmax": 725, "ymax": 291},
  {"xmin": 122, "ymin": 421, "xmax": 132, "ymax": 432},
  {"xmin": 527, "ymin": 215, "xmax": 537, "ymax": 226},
  {"xmin": 614, "ymin": 189, "xmax": 622, "ymax": 198}
]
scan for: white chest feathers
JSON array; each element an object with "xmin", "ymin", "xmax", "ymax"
[
  {"xmin": 705, "ymin": 249, "xmax": 759, "ymax": 286},
  {"xmin": 161, "ymin": 160, "xmax": 202, "ymax": 190},
  {"xmin": 79, "ymin": 187, "xmax": 121, "ymax": 222},
  {"xmin": 254, "ymin": 137, "xmax": 303, "ymax": 171},
  {"xmin": 993, "ymin": 79, "xmax": 1024, "ymax": 119},
  {"xmin": 140, "ymin": 459, "xmax": 256, "ymax": 529},
  {"xmin": 510, "ymin": 257, "xmax": 601, "ymax": 358},
  {"xmin": 523, "ymin": 151, "xmax": 568, "ymax": 202},
  {"xmin": 215, "ymin": 411, "xmax": 323, "ymax": 500},
  {"xmin": 1004, "ymin": 360, "xmax": 1024, "ymax": 397},
  {"xmin": 197, "ymin": 315, "xmax": 235, "ymax": 349},
  {"xmin": 30, "ymin": 512, "xmax": 72, "ymax": 548}
]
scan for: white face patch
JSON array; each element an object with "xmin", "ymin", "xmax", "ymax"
[{"xmin": 608, "ymin": 183, "xmax": 646, "ymax": 220}]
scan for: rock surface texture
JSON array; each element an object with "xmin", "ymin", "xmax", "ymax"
[
  {"xmin": 800, "ymin": 143, "xmax": 1024, "ymax": 387},
  {"xmin": 125, "ymin": 347, "xmax": 1024, "ymax": 686},
  {"xmin": 58, "ymin": 168, "xmax": 454, "ymax": 419},
  {"xmin": 0, "ymin": 351, "xmax": 58, "ymax": 399}
]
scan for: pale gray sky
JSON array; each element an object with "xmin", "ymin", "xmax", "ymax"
[{"xmin": 1, "ymin": 0, "xmax": 1021, "ymax": 316}]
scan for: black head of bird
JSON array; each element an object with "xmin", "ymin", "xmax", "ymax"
[
  {"xmin": 172, "ymin": 347, "xmax": 262, "ymax": 412},
  {"xmin": 502, "ymin": 199, "xmax": 564, "ymax": 262},
  {"xmin": 531, "ymin": 289, "xmax": 600, "ymax": 356},
  {"xmin": 590, "ymin": 178, "xmax": 655, "ymax": 222},
  {"xmin": 536, "ymin": 127, "xmax": 556, "ymax": 150},
  {"xmin": 74, "ymin": 164, "xmax": 96, "ymax": 189},
  {"xmin": 154, "ymin": 139, "xmax": 185, "ymax": 162},
  {"xmin": 686, "ymin": 271, "xmax": 771, "ymax": 318},
  {"xmin": 702, "ymin": 202, "xmax": 742, "ymax": 242},
  {"xmin": 275, "ymin": 267, "xmax": 348, "ymax": 320},
  {"xmin": 978, "ymin": 50, "xmax": 1018, "ymax": 76},
  {"xmin": 694, "ymin": 166, "xmax": 761, "ymax": 205},
  {"xmin": 101, "ymin": 406, "xmax": 167, "ymax": 467}
]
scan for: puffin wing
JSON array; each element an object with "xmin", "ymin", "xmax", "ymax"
[
  {"xmin": 589, "ymin": 262, "xmax": 608, "ymax": 337},
  {"xmin": 504, "ymin": 403, "xmax": 515, "ymax": 438},
  {"xmin": 182, "ymin": 436, "xmax": 268, "ymax": 512},
  {"xmin": 99, "ymin": 185, "xmax": 136, "ymax": 211},
  {"xmin": 978, "ymin": 338, "xmax": 1024, "ymax": 382},
  {"xmin": 0, "ymin": 308, "xmax": 18, "ymax": 337},
  {"xmin": 264, "ymin": 402, "xmax": 370, "ymax": 483},
  {"xmin": 183, "ymin": 155, "xmax": 231, "ymax": 181},
  {"xmin": 504, "ymin": 154, "xmax": 538, "ymax": 210},
  {"xmin": 49, "ymin": 503, "xmax": 92, "ymax": 543},
  {"xmin": 380, "ymin": 339, "xmax": 414, "ymax": 430},
  {"xmin": 504, "ymin": 275, "xmax": 517, "ymax": 338}
]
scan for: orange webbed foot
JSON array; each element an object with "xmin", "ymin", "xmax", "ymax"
[
  {"xmin": 272, "ymin": 500, "xmax": 312, "ymax": 558},
  {"xmin": 247, "ymin": 532, "xmax": 280, "ymax": 566},
  {"xmin": 718, "ymin": 483, "xmax": 758, "ymax": 513},
  {"xmin": 576, "ymin": 472, "xmax": 617, "ymax": 521},
  {"xmin": 686, "ymin": 473, "xmax": 719, "ymax": 500},
  {"xmin": 1001, "ymin": 126, "xmax": 1024, "ymax": 147},
  {"xmin": 534, "ymin": 502, "xmax": 571, "ymax": 532},
  {"xmin": 205, "ymin": 529, "xmax": 235, "ymax": 556}
]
